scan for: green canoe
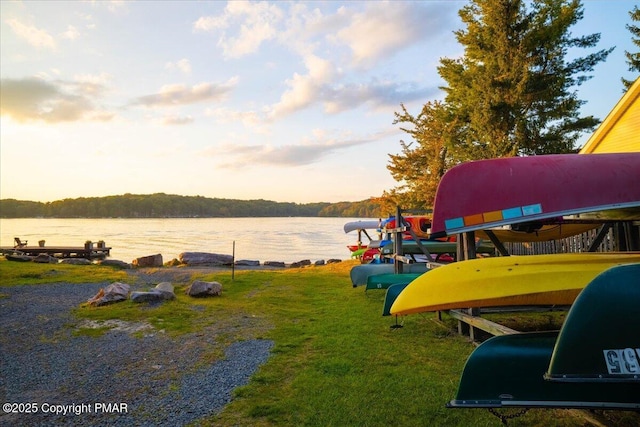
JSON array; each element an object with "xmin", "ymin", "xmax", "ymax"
[
  {"xmin": 382, "ymin": 283, "xmax": 410, "ymax": 316},
  {"xmin": 365, "ymin": 273, "xmax": 423, "ymax": 291},
  {"xmin": 448, "ymin": 263, "xmax": 640, "ymax": 410},
  {"xmin": 350, "ymin": 263, "xmax": 429, "ymax": 287}
]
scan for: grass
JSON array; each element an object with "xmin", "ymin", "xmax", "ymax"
[
  {"xmin": 0, "ymin": 259, "xmax": 129, "ymax": 286},
  {"xmin": 1, "ymin": 259, "xmax": 635, "ymax": 426}
]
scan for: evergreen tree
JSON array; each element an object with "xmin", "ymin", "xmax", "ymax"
[
  {"xmin": 440, "ymin": 0, "xmax": 612, "ymax": 156},
  {"xmin": 385, "ymin": 101, "xmax": 460, "ymax": 209},
  {"xmin": 386, "ymin": 0, "xmax": 613, "ymax": 209},
  {"xmin": 623, "ymin": 5, "xmax": 640, "ymax": 90}
]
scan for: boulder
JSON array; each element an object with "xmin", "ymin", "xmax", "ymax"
[
  {"xmin": 314, "ymin": 260, "xmax": 325, "ymax": 266},
  {"xmin": 87, "ymin": 282, "xmax": 130, "ymax": 306},
  {"xmin": 98, "ymin": 259, "xmax": 132, "ymax": 269},
  {"xmin": 186, "ymin": 280, "xmax": 223, "ymax": 297},
  {"xmin": 179, "ymin": 252, "xmax": 234, "ymax": 266},
  {"xmin": 154, "ymin": 282, "xmax": 175, "ymax": 299},
  {"xmin": 326, "ymin": 259, "xmax": 342, "ymax": 264},
  {"xmin": 4, "ymin": 253, "xmax": 33, "ymax": 262},
  {"xmin": 164, "ymin": 258, "xmax": 182, "ymax": 267},
  {"xmin": 235, "ymin": 259, "xmax": 260, "ymax": 266},
  {"xmin": 290, "ymin": 259, "xmax": 311, "ymax": 268},
  {"xmin": 132, "ymin": 254, "xmax": 163, "ymax": 268},
  {"xmin": 33, "ymin": 254, "xmax": 58, "ymax": 264},
  {"xmin": 130, "ymin": 282, "xmax": 175, "ymax": 303},
  {"xmin": 59, "ymin": 258, "xmax": 92, "ymax": 265},
  {"xmin": 263, "ymin": 261, "xmax": 285, "ymax": 268},
  {"xmin": 131, "ymin": 291, "xmax": 162, "ymax": 303}
]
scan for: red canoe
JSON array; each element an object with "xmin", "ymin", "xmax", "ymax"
[{"xmin": 430, "ymin": 153, "xmax": 640, "ymax": 237}]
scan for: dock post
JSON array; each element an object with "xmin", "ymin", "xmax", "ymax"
[{"xmin": 232, "ymin": 241, "xmax": 235, "ymax": 280}]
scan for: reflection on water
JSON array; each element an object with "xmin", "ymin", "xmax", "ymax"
[{"xmin": 0, "ymin": 217, "xmax": 368, "ymax": 263}]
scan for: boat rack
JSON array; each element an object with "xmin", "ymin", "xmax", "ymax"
[
  {"xmin": 382, "ymin": 206, "xmax": 438, "ymax": 273},
  {"xmin": 447, "ymin": 309, "xmax": 519, "ymax": 340},
  {"xmin": 444, "ymin": 220, "xmax": 640, "ymax": 342}
]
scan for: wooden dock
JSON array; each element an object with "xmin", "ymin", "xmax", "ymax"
[{"xmin": 0, "ymin": 245, "xmax": 111, "ymax": 260}]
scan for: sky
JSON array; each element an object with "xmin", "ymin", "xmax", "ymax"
[{"xmin": 1, "ymin": 1, "xmax": 637, "ymax": 204}]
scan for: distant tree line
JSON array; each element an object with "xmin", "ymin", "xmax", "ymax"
[{"xmin": 0, "ymin": 193, "xmax": 383, "ymax": 218}]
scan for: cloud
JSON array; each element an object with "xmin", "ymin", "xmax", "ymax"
[
  {"xmin": 6, "ymin": 18, "xmax": 56, "ymax": 49},
  {"xmin": 0, "ymin": 77, "xmax": 113, "ymax": 123},
  {"xmin": 73, "ymin": 73, "xmax": 112, "ymax": 96},
  {"xmin": 323, "ymin": 80, "xmax": 440, "ymax": 113},
  {"xmin": 161, "ymin": 115, "xmax": 194, "ymax": 125},
  {"xmin": 333, "ymin": 2, "xmax": 455, "ymax": 68},
  {"xmin": 61, "ymin": 25, "xmax": 80, "ymax": 40},
  {"xmin": 268, "ymin": 54, "xmax": 335, "ymax": 119},
  {"xmin": 191, "ymin": 2, "xmax": 452, "ymax": 118},
  {"xmin": 210, "ymin": 130, "xmax": 386, "ymax": 168},
  {"xmin": 165, "ymin": 58, "xmax": 192, "ymax": 74},
  {"xmin": 131, "ymin": 77, "xmax": 238, "ymax": 107},
  {"xmin": 205, "ymin": 107, "xmax": 269, "ymax": 133},
  {"xmin": 267, "ymin": 56, "xmax": 438, "ymax": 118},
  {"xmin": 106, "ymin": 1, "xmax": 128, "ymax": 13},
  {"xmin": 193, "ymin": 0, "xmax": 284, "ymax": 58}
]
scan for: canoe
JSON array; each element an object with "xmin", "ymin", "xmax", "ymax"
[
  {"xmin": 448, "ymin": 332, "xmax": 640, "ymax": 409},
  {"xmin": 382, "ymin": 283, "xmax": 409, "ymax": 316},
  {"xmin": 382, "ymin": 215, "xmax": 432, "ymax": 239},
  {"xmin": 429, "ymin": 153, "xmax": 640, "ymax": 237},
  {"xmin": 365, "ymin": 273, "xmax": 423, "ymax": 291},
  {"xmin": 349, "ymin": 263, "xmax": 429, "ymax": 287},
  {"xmin": 344, "ymin": 220, "xmax": 382, "ymax": 259},
  {"xmin": 390, "ymin": 253, "xmax": 640, "ymax": 315},
  {"xmin": 379, "ymin": 239, "xmax": 494, "ymax": 258},
  {"xmin": 448, "ymin": 263, "xmax": 640, "ymax": 410},
  {"xmin": 545, "ymin": 263, "xmax": 640, "ymax": 382},
  {"xmin": 343, "ymin": 220, "xmax": 380, "ymax": 234},
  {"xmin": 476, "ymin": 223, "xmax": 600, "ymax": 243},
  {"xmin": 379, "ymin": 240, "xmax": 457, "ymax": 255}
]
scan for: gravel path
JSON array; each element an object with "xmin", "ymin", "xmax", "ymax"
[{"xmin": 0, "ymin": 280, "xmax": 273, "ymax": 427}]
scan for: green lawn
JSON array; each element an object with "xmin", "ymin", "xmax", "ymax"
[{"xmin": 1, "ymin": 259, "xmax": 633, "ymax": 426}]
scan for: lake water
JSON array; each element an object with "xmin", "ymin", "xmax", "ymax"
[{"xmin": 0, "ymin": 217, "xmax": 368, "ymax": 264}]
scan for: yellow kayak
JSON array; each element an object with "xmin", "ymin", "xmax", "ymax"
[{"xmin": 390, "ymin": 253, "xmax": 640, "ymax": 315}]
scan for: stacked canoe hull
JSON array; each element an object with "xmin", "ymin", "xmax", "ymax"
[
  {"xmin": 390, "ymin": 253, "xmax": 640, "ymax": 315},
  {"xmin": 449, "ymin": 264, "xmax": 640, "ymax": 410}
]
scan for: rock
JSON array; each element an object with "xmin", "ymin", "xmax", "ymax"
[
  {"xmin": 129, "ymin": 282, "xmax": 175, "ymax": 303},
  {"xmin": 33, "ymin": 254, "xmax": 58, "ymax": 264},
  {"xmin": 186, "ymin": 280, "xmax": 222, "ymax": 297},
  {"xmin": 179, "ymin": 252, "xmax": 234, "ymax": 266},
  {"xmin": 314, "ymin": 260, "xmax": 325, "ymax": 266},
  {"xmin": 155, "ymin": 281, "xmax": 174, "ymax": 293},
  {"xmin": 87, "ymin": 282, "xmax": 130, "ymax": 306},
  {"xmin": 326, "ymin": 259, "xmax": 342, "ymax": 264},
  {"xmin": 290, "ymin": 259, "xmax": 311, "ymax": 268},
  {"xmin": 164, "ymin": 258, "xmax": 182, "ymax": 267},
  {"xmin": 132, "ymin": 254, "xmax": 163, "ymax": 268},
  {"xmin": 59, "ymin": 258, "xmax": 92, "ymax": 265},
  {"xmin": 154, "ymin": 282, "xmax": 175, "ymax": 299},
  {"xmin": 131, "ymin": 291, "xmax": 160, "ymax": 303},
  {"xmin": 98, "ymin": 259, "xmax": 132, "ymax": 269},
  {"xmin": 235, "ymin": 259, "xmax": 260, "ymax": 266},
  {"xmin": 130, "ymin": 290, "xmax": 167, "ymax": 303},
  {"xmin": 131, "ymin": 282, "xmax": 174, "ymax": 304},
  {"xmin": 4, "ymin": 254, "xmax": 33, "ymax": 262},
  {"xmin": 263, "ymin": 261, "xmax": 285, "ymax": 268}
]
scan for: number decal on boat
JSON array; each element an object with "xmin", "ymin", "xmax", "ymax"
[{"xmin": 603, "ymin": 348, "xmax": 640, "ymax": 375}]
